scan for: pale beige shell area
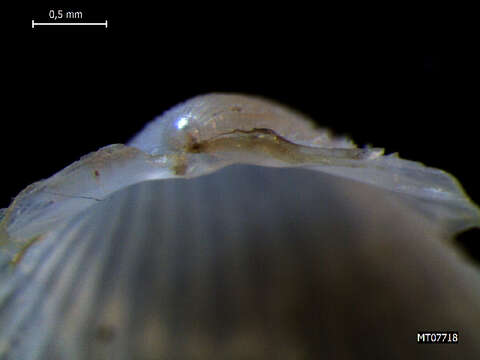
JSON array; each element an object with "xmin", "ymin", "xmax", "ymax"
[
  {"xmin": 0, "ymin": 94, "xmax": 479, "ymax": 359},
  {"xmin": 1, "ymin": 94, "xmax": 478, "ymax": 250}
]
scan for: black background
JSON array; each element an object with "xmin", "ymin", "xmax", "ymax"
[{"xmin": 4, "ymin": 6, "xmax": 479, "ymax": 261}]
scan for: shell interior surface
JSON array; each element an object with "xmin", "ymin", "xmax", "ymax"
[{"xmin": 0, "ymin": 94, "xmax": 479, "ymax": 359}]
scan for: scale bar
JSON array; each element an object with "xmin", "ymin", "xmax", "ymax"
[{"xmin": 32, "ymin": 20, "xmax": 108, "ymax": 28}]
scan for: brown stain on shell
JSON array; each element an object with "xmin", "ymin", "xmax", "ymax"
[{"xmin": 185, "ymin": 128, "xmax": 315, "ymax": 164}]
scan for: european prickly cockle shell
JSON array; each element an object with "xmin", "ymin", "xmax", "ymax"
[{"xmin": 0, "ymin": 94, "xmax": 479, "ymax": 359}]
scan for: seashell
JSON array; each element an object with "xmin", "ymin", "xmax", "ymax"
[{"xmin": 0, "ymin": 94, "xmax": 479, "ymax": 359}]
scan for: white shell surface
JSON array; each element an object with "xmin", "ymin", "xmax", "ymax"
[
  {"xmin": 1, "ymin": 165, "xmax": 479, "ymax": 359},
  {"xmin": 1, "ymin": 94, "xmax": 478, "ymax": 253},
  {"xmin": 128, "ymin": 93, "xmax": 357, "ymax": 155},
  {"xmin": 0, "ymin": 94, "xmax": 479, "ymax": 359}
]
